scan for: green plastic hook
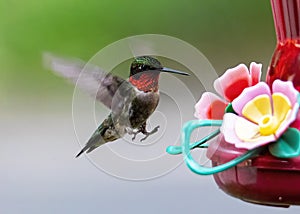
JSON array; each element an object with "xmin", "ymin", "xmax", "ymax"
[
  {"xmin": 180, "ymin": 120, "xmax": 264, "ymax": 175},
  {"xmin": 166, "ymin": 128, "xmax": 220, "ymax": 155}
]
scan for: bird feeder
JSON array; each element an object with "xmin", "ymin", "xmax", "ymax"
[{"xmin": 167, "ymin": 0, "xmax": 300, "ymax": 207}]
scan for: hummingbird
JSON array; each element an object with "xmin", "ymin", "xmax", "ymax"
[{"xmin": 44, "ymin": 54, "xmax": 189, "ymax": 157}]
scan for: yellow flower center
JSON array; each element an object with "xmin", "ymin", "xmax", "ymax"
[
  {"xmin": 258, "ymin": 114, "xmax": 279, "ymax": 135},
  {"xmin": 235, "ymin": 93, "xmax": 292, "ymax": 141}
]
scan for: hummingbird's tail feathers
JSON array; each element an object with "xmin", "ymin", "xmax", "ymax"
[
  {"xmin": 43, "ymin": 52, "xmax": 130, "ymax": 110},
  {"xmin": 75, "ymin": 131, "xmax": 106, "ymax": 158},
  {"xmin": 86, "ymin": 145, "xmax": 99, "ymax": 154},
  {"xmin": 75, "ymin": 139, "xmax": 105, "ymax": 158},
  {"xmin": 75, "ymin": 149, "xmax": 85, "ymax": 158},
  {"xmin": 75, "ymin": 116, "xmax": 117, "ymax": 158}
]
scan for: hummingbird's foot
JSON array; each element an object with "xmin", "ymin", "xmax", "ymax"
[
  {"xmin": 140, "ymin": 125, "xmax": 160, "ymax": 142},
  {"xmin": 131, "ymin": 131, "xmax": 139, "ymax": 141},
  {"xmin": 125, "ymin": 128, "xmax": 139, "ymax": 141}
]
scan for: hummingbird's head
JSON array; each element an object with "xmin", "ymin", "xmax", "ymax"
[{"xmin": 129, "ymin": 56, "xmax": 189, "ymax": 92}]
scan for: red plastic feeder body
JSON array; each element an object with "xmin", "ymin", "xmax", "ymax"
[
  {"xmin": 208, "ymin": 136, "xmax": 300, "ymax": 207},
  {"xmin": 209, "ymin": 0, "xmax": 300, "ymax": 207}
]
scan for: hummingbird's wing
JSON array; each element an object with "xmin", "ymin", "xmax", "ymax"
[{"xmin": 43, "ymin": 53, "xmax": 134, "ymax": 110}]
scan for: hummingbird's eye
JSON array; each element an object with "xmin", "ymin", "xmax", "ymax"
[
  {"xmin": 138, "ymin": 65, "xmax": 144, "ymax": 71},
  {"xmin": 141, "ymin": 64, "xmax": 151, "ymax": 71}
]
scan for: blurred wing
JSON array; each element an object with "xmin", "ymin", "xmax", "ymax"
[{"xmin": 43, "ymin": 53, "xmax": 133, "ymax": 109}]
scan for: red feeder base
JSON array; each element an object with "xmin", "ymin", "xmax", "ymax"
[{"xmin": 208, "ymin": 136, "xmax": 300, "ymax": 207}]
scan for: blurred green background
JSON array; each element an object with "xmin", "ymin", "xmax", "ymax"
[
  {"xmin": 4, "ymin": 1, "xmax": 296, "ymax": 214},
  {"xmin": 0, "ymin": 0, "xmax": 274, "ymax": 109}
]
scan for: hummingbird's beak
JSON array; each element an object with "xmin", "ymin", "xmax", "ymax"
[{"xmin": 160, "ymin": 67, "xmax": 190, "ymax": 76}]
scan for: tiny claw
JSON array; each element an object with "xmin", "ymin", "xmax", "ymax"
[
  {"xmin": 140, "ymin": 136, "xmax": 147, "ymax": 142},
  {"xmin": 131, "ymin": 132, "xmax": 139, "ymax": 141},
  {"xmin": 132, "ymin": 135, "xmax": 137, "ymax": 141},
  {"xmin": 140, "ymin": 125, "xmax": 160, "ymax": 142},
  {"xmin": 127, "ymin": 128, "xmax": 139, "ymax": 141},
  {"xmin": 152, "ymin": 125, "xmax": 160, "ymax": 133}
]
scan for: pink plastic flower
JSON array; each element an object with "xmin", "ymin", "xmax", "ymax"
[
  {"xmin": 194, "ymin": 62, "xmax": 262, "ymax": 120},
  {"xmin": 221, "ymin": 80, "xmax": 299, "ymax": 150}
]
